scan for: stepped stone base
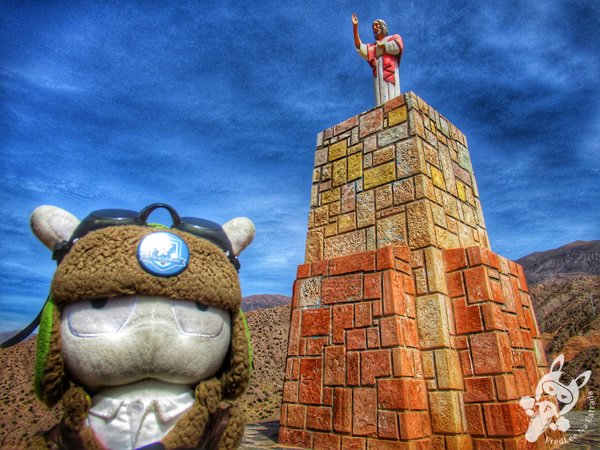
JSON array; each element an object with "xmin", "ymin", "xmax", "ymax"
[{"xmin": 279, "ymin": 246, "xmax": 559, "ymax": 449}]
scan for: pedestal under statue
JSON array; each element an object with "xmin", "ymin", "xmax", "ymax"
[{"xmin": 352, "ymin": 13, "xmax": 404, "ymax": 106}]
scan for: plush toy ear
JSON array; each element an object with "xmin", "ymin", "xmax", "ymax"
[
  {"xmin": 222, "ymin": 217, "xmax": 255, "ymax": 256},
  {"xmin": 30, "ymin": 205, "xmax": 80, "ymax": 250}
]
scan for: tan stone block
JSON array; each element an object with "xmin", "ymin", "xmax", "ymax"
[
  {"xmin": 409, "ymin": 109, "xmax": 425, "ymax": 138},
  {"xmin": 392, "ymin": 179, "xmax": 414, "ymax": 205},
  {"xmin": 305, "ymin": 229, "xmax": 324, "ymax": 263},
  {"xmin": 311, "ymin": 185, "xmax": 318, "ymax": 207},
  {"xmin": 416, "ymin": 294, "xmax": 452, "ymax": 349},
  {"xmin": 332, "ymin": 159, "xmax": 347, "ymax": 187},
  {"xmin": 430, "ymin": 166, "xmax": 447, "ymax": 190},
  {"xmin": 434, "ymin": 349, "xmax": 464, "ymax": 390},
  {"xmin": 414, "ymin": 267, "xmax": 428, "ymax": 295},
  {"xmin": 439, "ymin": 146, "xmax": 458, "ymax": 197},
  {"xmin": 324, "ymin": 222, "xmax": 338, "ymax": 237},
  {"xmin": 324, "ymin": 229, "xmax": 366, "ymax": 259},
  {"xmin": 423, "ymin": 142, "xmax": 440, "ymax": 167},
  {"xmin": 329, "ymin": 201, "xmax": 340, "ymax": 217},
  {"xmin": 429, "ymin": 391, "xmax": 465, "ymax": 434},
  {"xmin": 378, "ymin": 123, "xmax": 408, "ymax": 147},
  {"xmin": 475, "ymin": 198, "xmax": 486, "ymax": 227},
  {"xmin": 319, "ymin": 180, "xmax": 331, "ymax": 192},
  {"xmin": 456, "ymin": 180, "xmax": 467, "ymax": 202},
  {"xmin": 436, "ymin": 226, "xmax": 460, "ymax": 249},
  {"xmin": 341, "ymin": 183, "xmax": 356, "ymax": 213},
  {"xmin": 363, "ymin": 152, "xmax": 372, "ymax": 169},
  {"xmin": 329, "ymin": 140, "xmax": 347, "ymax": 161},
  {"xmin": 357, "ymin": 190, "xmax": 375, "ymax": 228},
  {"xmin": 414, "ymin": 174, "xmax": 435, "ymax": 201},
  {"xmin": 312, "ymin": 169, "xmax": 320, "ymax": 183},
  {"xmin": 366, "ymin": 226, "xmax": 376, "ymax": 251},
  {"xmin": 348, "ymin": 153, "xmax": 363, "ymax": 181},
  {"xmin": 322, "ymin": 188, "xmax": 341, "ymax": 205},
  {"xmin": 422, "ymin": 350, "xmax": 435, "ymax": 378},
  {"xmin": 364, "ymin": 162, "xmax": 396, "ymax": 190},
  {"xmin": 462, "ymin": 204, "xmax": 476, "ymax": 227},
  {"xmin": 431, "ymin": 203, "xmax": 446, "ymax": 228},
  {"xmin": 396, "ymin": 137, "xmax": 426, "ymax": 178},
  {"xmin": 439, "ymin": 190, "xmax": 460, "ymax": 219},
  {"xmin": 447, "ymin": 216, "xmax": 458, "ymax": 234},
  {"xmin": 299, "ymin": 277, "xmax": 321, "ymax": 307},
  {"xmin": 388, "ymin": 105, "xmax": 408, "ymax": 126},
  {"xmin": 445, "ymin": 435, "xmax": 473, "ymax": 450},
  {"xmin": 458, "ymin": 222, "xmax": 476, "ymax": 248},
  {"xmin": 424, "ymin": 246, "xmax": 448, "ymax": 295},
  {"xmin": 339, "ymin": 213, "xmax": 356, "ymax": 233},
  {"xmin": 314, "ymin": 206, "xmax": 329, "ymax": 227},
  {"xmin": 407, "ymin": 200, "xmax": 436, "ymax": 248},
  {"xmin": 315, "ymin": 147, "xmax": 327, "ymax": 167},
  {"xmin": 321, "ymin": 164, "xmax": 332, "ymax": 181},
  {"xmin": 373, "ymin": 145, "xmax": 395, "ymax": 166},
  {"xmin": 375, "ymin": 185, "xmax": 393, "ymax": 210},
  {"xmin": 376, "ymin": 212, "xmax": 407, "ymax": 248}
]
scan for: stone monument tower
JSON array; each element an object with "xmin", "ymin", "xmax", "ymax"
[{"xmin": 279, "ymin": 92, "xmax": 557, "ymax": 449}]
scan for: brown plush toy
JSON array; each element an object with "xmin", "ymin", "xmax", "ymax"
[{"xmin": 28, "ymin": 203, "xmax": 255, "ymax": 450}]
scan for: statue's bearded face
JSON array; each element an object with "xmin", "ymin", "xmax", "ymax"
[{"xmin": 372, "ymin": 21, "xmax": 382, "ymax": 38}]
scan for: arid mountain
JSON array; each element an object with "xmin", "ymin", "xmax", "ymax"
[
  {"xmin": 517, "ymin": 240, "xmax": 600, "ymax": 285},
  {"xmin": 241, "ymin": 294, "xmax": 291, "ymax": 312}
]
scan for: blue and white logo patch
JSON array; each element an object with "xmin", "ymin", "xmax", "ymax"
[{"xmin": 137, "ymin": 232, "xmax": 189, "ymax": 277}]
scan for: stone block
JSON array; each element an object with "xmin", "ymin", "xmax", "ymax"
[
  {"xmin": 364, "ymin": 162, "xmax": 396, "ymax": 190},
  {"xmin": 483, "ymin": 403, "xmax": 528, "ymax": 436},
  {"xmin": 376, "ymin": 212, "xmax": 407, "ymax": 248},
  {"xmin": 324, "ymin": 346, "xmax": 346, "ymax": 386},
  {"xmin": 364, "ymin": 272, "xmax": 382, "ymax": 299},
  {"xmin": 305, "ymin": 229, "xmax": 324, "ymax": 263},
  {"xmin": 375, "ymin": 185, "xmax": 394, "ymax": 210},
  {"xmin": 314, "ymin": 432, "xmax": 340, "ymax": 450},
  {"xmin": 469, "ymin": 332, "xmax": 513, "ymax": 375},
  {"xmin": 348, "ymin": 152, "xmax": 363, "ymax": 181},
  {"xmin": 299, "ymin": 358, "xmax": 322, "ymax": 404},
  {"xmin": 434, "ymin": 349, "xmax": 464, "ymax": 390},
  {"xmin": 453, "ymin": 298, "xmax": 483, "ymax": 334},
  {"xmin": 302, "ymin": 308, "xmax": 331, "ymax": 336},
  {"xmin": 361, "ymin": 349, "xmax": 392, "ymax": 385},
  {"xmin": 382, "ymin": 270, "xmax": 406, "ymax": 315},
  {"xmin": 398, "ymin": 411, "xmax": 429, "ymax": 440},
  {"xmin": 380, "ymin": 316, "xmax": 404, "ymax": 347},
  {"xmin": 298, "ymin": 277, "xmax": 321, "ymax": 307},
  {"xmin": 378, "ymin": 123, "xmax": 408, "ymax": 147},
  {"xmin": 407, "ymin": 200, "xmax": 435, "ymax": 248},
  {"xmin": 353, "ymin": 388, "xmax": 378, "ymax": 436},
  {"xmin": 332, "ymin": 304, "xmax": 353, "ymax": 344},
  {"xmin": 431, "ymin": 166, "xmax": 447, "ymax": 190},
  {"xmin": 339, "ymin": 212, "xmax": 356, "ymax": 233},
  {"xmin": 396, "ymin": 137, "xmax": 426, "ymax": 178},
  {"xmin": 378, "ymin": 379, "xmax": 428, "ymax": 410},
  {"xmin": 416, "ymin": 294, "xmax": 451, "ymax": 349},
  {"xmin": 377, "ymin": 411, "xmax": 399, "ymax": 439},
  {"xmin": 322, "ymin": 273, "xmax": 363, "ymax": 304},
  {"xmin": 332, "ymin": 158, "xmax": 347, "ymax": 187},
  {"xmin": 357, "ymin": 190, "xmax": 376, "ymax": 228},
  {"xmin": 347, "ymin": 328, "xmax": 367, "ymax": 350},
  {"xmin": 355, "ymin": 302, "xmax": 373, "ymax": 327},
  {"xmin": 392, "ymin": 179, "xmax": 415, "ymax": 205},
  {"xmin": 428, "ymin": 391, "xmax": 465, "ymax": 434},
  {"xmin": 333, "ymin": 387, "xmax": 352, "ymax": 433},
  {"xmin": 324, "ymin": 229, "xmax": 366, "ymax": 260},
  {"xmin": 373, "ymin": 145, "xmax": 395, "ymax": 166},
  {"xmin": 360, "ymin": 108, "xmax": 384, "ymax": 138},
  {"xmin": 424, "ymin": 246, "xmax": 448, "ymax": 294},
  {"xmin": 329, "ymin": 140, "xmax": 348, "ymax": 161},
  {"xmin": 388, "ymin": 105, "xmax": 408, "ymax": 126}
]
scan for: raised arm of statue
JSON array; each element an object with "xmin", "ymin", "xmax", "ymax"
[{"xmin": 352, "ymin": 13, "xmax": 361, "ymax": 49}]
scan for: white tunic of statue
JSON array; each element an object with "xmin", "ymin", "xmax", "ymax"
[{"xmin": 358, "ymin": 38, "xmax": 401, "ymax": 106}]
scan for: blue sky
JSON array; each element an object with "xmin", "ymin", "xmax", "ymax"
[{"xmin": 1, "ymin": 1, "xmax": 598, "ymax": 333}]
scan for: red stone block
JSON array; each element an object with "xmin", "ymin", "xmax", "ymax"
[
  {"xmin": 347, "ymin": 351, "xmax": 360, "ymax": 385},
  {"xmin": 517, "ymin": 264, "xmax": 529, "ymax": 292},
  {"xmin": 522, "ymin": 351, "xmax": 539, "ymax": 391},
  {"xmin": 446, "ymin": 271, "xmax": 465, "ymax": 298},
  {"xmin": 291, "ymin": 281, "xmax": 300, "ymax": 308},
  {"xmin": 514, "ymin": 368, "xmax": 533, "ymax": 398},
  {"xmin": 487, "ymin": 250, "xmax": 501, "ymax": 271},
  {"xmin": 347, "ymin": 328, "xmax": 367, "ymax": 350},
  {"xmin": 302, "ymin": 308, "xmax": 331, "ymax": 336},
  {"xmin": 473, "ymin": 439, "xmax": 503, "ymax": 450},
  {"xmin": 367, "ymin": 439, "xmax": 411, "ymax": 449},
  {"xmin": 503, "ymin": 314, "xmax": 523, "ymax": 348},
  {"xmin": 283, "ymin": 381, "xmax": 298, "ymax": 402},
  {"xmin": 311, "ymin": 260, "xmax": 328, "ymax": 276},
  {"xmin": 288, "ymin": 309, "xmax": 301, "ymax": 356},
  {"xmin": 307, "ymin": 337, "xmax": 329, "ymax": 355},
  {"xmin": 483, "ymin": 403, "xmax": 528, "ymax": 436},
  {"xmin": 405, "ymin": 293, "xmax": 416, "ymax": 319},
  {"xmin": 278, "ymin": 427, "xmax": 313, "ymax": 449},
  {"xmin": 323, "ymin": 387, "xmax": 333, "ymax": 406},
  {"xmin": 395, "ymin": 259, "xmax": 412, "ymax": 275},
  {"xmin": 297, "ymin": 263, "xmax": 311, "ymax": 279},
  {"xmin": 467, "ymin": 246, "xmax": 490, "ymax": 267},
  {"xmin": 380, "ymin": 316, "xmax": 404, "ymax": 347},
  {"xmin": 490, "ymin": 280, "xmax": 505, "ymax": 304},
  {"xmin": 378, "ymin": 379, "xmax": 427, "ymax": 410},
  {"xmin": 333, "ymin": 304, "xmax": 354, "ymax": 344},
  {"xmin": 454, "ymin": 298, "xmax": 484, "ymax": 334},
  {"xmin": 373, "ymin": 300, "xmax": 383, "ymax": 317},
  {"xmin": 403, "ymin": 318, "xmax": 419, "ymax": 348},
  {"xmin": 383, "ymin": 271, "xmax": 406, "ymax": 315},
  {"xmin": 306, "ymin": 406, "xmax": 332, "ymax": 431},
  {"xmin": 359, "ymin": 107, "xmax": 384, "ymax": 138},
  {"xmin": 398, "ymin": 411, "xmax": 429, "ymax": 439},
  {"xmin": 460, "ymin": 350, "xmax": 474, "ymax": 376},
  {"xmin": 377, "ymin": 247, "xmax": 395, "ymax": 270},
  {"xmin": 322, "ymin": 274, "xmax": 363, "ymax": 304},
  {"xmin": 324, "ymin": 346, "xmax": 346, "ymax": 386},
  {"xmin": 464, "ymin": 377, "xmax": 496, "ymax": 403},
  {"xmin": 353, "ymin": 388, "xmax": 378, "ymax": 436},
  {"xmin": 469, "ymin": 332, "xmax": 512, "ymax": 375},
  {"xmin": 329, "ymin": 251, "xmax": 376, "ymax": 276},
  {"xmin": 465, "ymin": 266, "xmax": 492, "ymax": 303},
  {"xmin": 392, "ymin": 348, "xmax": 415, "ymax": 377},
  {"xmin": 520, "ymin": 330, "xmax": 534, "ymax": 349},
  {"xmin": 403, "ymin": 274, "xmax": 416, "ymax": 296},
  {"xmin": 299, "ymin": 358, "xmax": 322, "ymax": 404},
  {"xmin": 465, "ymin": 404, "xmax": 485, "ymax": 436},
  {"xmin": 299, "ymin": 338, "xmax": 307, "ymax": 356},
  {"xmin": 286, "ymin": 404, "xmax": 306, "ymax": 428},
  {"xmin": 443, "ymin": 248, "xmax": 468, "ymax": 272},
  {"xmin": 342, "ymin": 436, "xmax": 366, "ymax": 450},
  {"xmin": 495, "ymin": 374, "xmax": 519, "ymax": 401},
  {"xmin": 361, "ymin": 349, "xmax": 392, "ymax": 385},
  {"xmin": 384, "ymin": 94, "xmax": 406, "ymax": 113},
  {"xmin": 367, "ymin": 327, "xmax": 381, "ymax": 348},
  {"xmin": 378, "ymin": 411, "xmax": 399, "ymax": 439},
  {"xmin": 394, "ymin": 245, "xmax": 411, "ymax": 263},
  {"xmin": 481, "ymin": 303, "xmax": 505, "ymax": 331},
  {"xmin": 334, "ymin": 115, "xmax": 358, "ymax": 135},
  {"xmin": 355, "ymin": 302, "xmax": 373, "ymax": 327},
  {"xmin": 333, "ymin": 388, "xmax": 352, "ymax": 433},
  {"xmin": 314, "ymin": 432, "xmax": 340, "ymax": 450},
  {"xmin": 364, "ymin": 272, "xmax": 383, "ymax": 299}
]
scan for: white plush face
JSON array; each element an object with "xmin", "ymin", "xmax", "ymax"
[{"xmin": 60, "ymin": 295, "xmax": 231, "ymax": 390}]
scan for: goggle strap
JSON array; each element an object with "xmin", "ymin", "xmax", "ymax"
[
  {"xmin": 138, "ymin": 203, "xmax": 182, "ymax": 227},
  {"xmin": 1, "ymin": 296, "xmax": 48, "ymax": 348}
]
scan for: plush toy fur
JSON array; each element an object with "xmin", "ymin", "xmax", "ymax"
[{"xmin": 31, "ymin": 214, "xmax": 253, "ymax": 449}]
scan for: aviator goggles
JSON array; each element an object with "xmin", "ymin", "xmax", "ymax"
[{"xmin": 52, "ymin": 203, "xmax": 240, "ymax": 271}]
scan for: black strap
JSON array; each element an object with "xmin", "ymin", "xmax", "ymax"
[{"xmin": 1, "ymin": 300, "xmax": 46, "ymax": 348}]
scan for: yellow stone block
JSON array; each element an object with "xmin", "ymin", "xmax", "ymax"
[
  {"xmin": 429, "ymin": 391, "xmax": 465, "ymax": 434},
  {"xmin": 347, "ymin": 152, "xmax": 362, "ymax": 181},
  {"xmin": 456, "ymin": 180, "xmax": 466, "ymax": 202},
  {"xmin": 388, "ymin": 106, "xmax": 408, "ymax": 126},
  {"xmin": 324, "ymin": 222, "xmax": 338, "ymax": 237},
  {"xmin": 338, "ymin": 212, "xmax": 356, "ymax": 233},
  {"xmin": 424, "ymin": 247, "xmax": 448, "ymax": 295},
  {"xmin": 430, "ymin": 166, "xmax": 447, "ymax": 190},
  {"xmin": 434, "ymin": 349, "xmax": 464, "ymax": 390},
  {"xmin": 416, "ymin": 294, "xmax": 451, "ymax": 349},
  {"xmin": 328, "ymin": 140, "xmax": 347, "ymax": 161},
  {"xmin": 363, "ymin": 162, "xmax": 396, "ymax": 190},
  {"xmin": 348, "ymin": 143, "xmax": 363, "ymax": 154},
  {"xmin": 321, "ymin": 188, "xmax": 341, "ymax": 204},
  {"xmin": 332, "ymin": 159, "xmax": 347, "ymax": 187}
]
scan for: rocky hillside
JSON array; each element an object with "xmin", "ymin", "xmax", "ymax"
[
  {"xmin": 517, "ymin": 240, "xmax": 600, "ymax": 285},
  {"xmin": 241, "ymin": 294, "xmax": 291, "ymax": 312}
]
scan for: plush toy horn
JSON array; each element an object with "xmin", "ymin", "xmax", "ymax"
[
  {"xmin": 222, "ymin": 217, "xmax": 255, "ymax": 256},
  {"xmin": 30, "ymin": 205, "xmax": 80, "ymax": 250}
]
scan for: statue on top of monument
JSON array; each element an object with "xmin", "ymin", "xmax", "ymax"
[{"xmin": 352, "ymin": 13, "xmax": 404, "ymax": 106}]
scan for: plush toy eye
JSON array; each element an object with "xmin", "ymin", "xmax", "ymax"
[
  {"xmin": 64, "ymin": 296, "xmax": 136, "ymax": 337},
  {"xmin": 172, "ymin": 301, "xmax": 230, "ymax": 337}
]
